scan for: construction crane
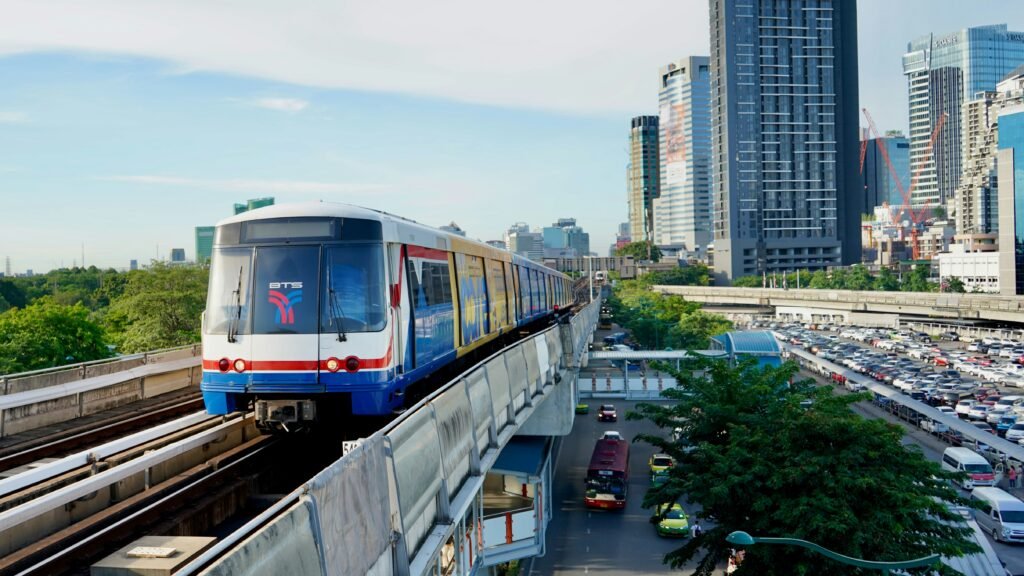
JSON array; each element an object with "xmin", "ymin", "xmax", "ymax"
[{"xmin": 861, "ymin": 108, "xmax": 947, "ymax": 260}]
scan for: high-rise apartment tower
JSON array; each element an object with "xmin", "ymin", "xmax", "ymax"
[{"xmin": 710, "ymin": 0, "xmax": 860, "ymax": 282}]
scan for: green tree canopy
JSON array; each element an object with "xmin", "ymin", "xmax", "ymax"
[
  {"xmin": 615, "ymin": 241, "xmax": 662, "ymax": 263},
  {"xmin": 631, "ymin": 359, "xmax": 979, "ymax": 575},
  {"xmin": 945, "ymin": 276, "xmax": 966, "ymax": 293},
  {"xmin": 0, "ymin": 300, "xmax": 111, "ymax": 374},
  {"xmin": 873, "ymin": 267, "xmax": 899, "ymax": 291},
  {"xmin": 104, "ymin": 263, "xmax": 209, "ymax": 353}
]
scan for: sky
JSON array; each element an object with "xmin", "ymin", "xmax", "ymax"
[{"xmin": 2, "ymin": 0, "xmax": 1024, "ymax": 273}]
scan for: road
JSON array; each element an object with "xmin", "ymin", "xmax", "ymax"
[{"xmin": 527, "ymin": 400, "xmax": 703, "ymax": 575}]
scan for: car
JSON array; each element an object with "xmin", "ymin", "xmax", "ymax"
[
  {"xmin": 955, "ymin": 399, "xmax": 976, "ymax": 418},
  {"xmin": 650, "ymin": 454, "xmax": 675, "ymax": 475},
  {"xmin": 968, "ymin": 405, "xmax": 991, "ymax": 421},
  {"xmin": 601, "ymin": 431, "xmax": 624, "ymax": 441},
  {"xmin": 941, "ymin": 331, "xmax": 960, "ymax": 342},
  {"xmin": 920, "ymin": 418, "xmax": 949, "ymax": 434},
  {"xmin": 971, "ymin": 421, "xmax": 997, "ymax": 435},
  {"xmin": 654, "ymin": 503, "xmax": 691, "ymax": 537},
  {"xmin": 598, "ymin": 404, "xmax": 617, "ymax": 422},
  {"xmin": 1006, "ymin": 423, "xmax": 1024, "ymax": 443}
]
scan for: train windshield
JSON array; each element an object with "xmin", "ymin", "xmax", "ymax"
[
  {"xmin": 321, "ymin": 244, "xmax": 387, "ymax": 333},
  {"xmin": 253, "ymin": 246, "xmax": 321, "ymax": 335},
  {"xmin": 205, "ymin": 248, "xmax": 252, "ymax": 335}
]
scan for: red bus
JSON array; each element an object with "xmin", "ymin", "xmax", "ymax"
[{"xmin": 585, "ymin": 438, "xmax": 629, "ymax": 509}]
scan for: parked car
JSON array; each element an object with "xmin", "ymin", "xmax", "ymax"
[
  {"xmin": 955, "ymin": 399, "xmax": 977, "ymax": 418},
  {"xmin": 941, "ymin": 331, "xmax": 960, "ymax": 342},
  {"xmin": 1006, "ymin": 423, "xmax": 1024, "ymax": 443}
]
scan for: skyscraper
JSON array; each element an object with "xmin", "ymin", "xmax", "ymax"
[
  {"xmin": 542, "ymin": 218, "xmax": 591, "ymax": 258},
  {"xmin": 957, "ymin": 67, "xmax": 1024, "ymax": 239},
  {"xmin": 861, "ymin": 131, "xmax": 911, "ymax": 213},
  {"xmin": 195, "ymin": 226, "xmax": 215, "ymax": 264},
  {"xmin": 997, "ymin": 105, "xmax": 1024, "ymax": 294},
  {"xmin": 170, "ymin": 248, "xmax": 186, "ymax": 263},
  {"xmin": 627, "ymin": 115, "xmax": 660, "ymax": 244},
  {"xmin": 903, "ymin": 25, "xmax": 1024, "ymax": 207},
  {"xmin": 710, "ymin": 0, "xmax": 860, "ymax": 282},
  {"xmin": 653, "ymin": 57, "xmax": 712, "ymax": 257}
]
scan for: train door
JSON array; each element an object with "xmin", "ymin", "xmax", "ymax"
[{"xmin": 252, "ymin": 245, "xmax": 323, "ymax": 392}]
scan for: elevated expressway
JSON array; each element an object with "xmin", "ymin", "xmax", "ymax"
[{"xmin": 654, "ymin": 285, "xmax": 1024, "ymax": 326}]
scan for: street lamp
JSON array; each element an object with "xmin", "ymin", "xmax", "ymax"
[{"xmin": 724, "ymin": 531, "xmax": 940, "ymax": 576}]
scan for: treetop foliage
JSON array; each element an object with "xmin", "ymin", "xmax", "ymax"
[
  {"xmin": 731, "ymin": 264, "xmax": 939, "ymax": 293},
  {"xmin": 631, "ymin": 358, "xmax": 980, "ymax": 575}
]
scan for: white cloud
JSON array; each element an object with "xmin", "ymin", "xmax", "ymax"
[
  {"xmin": 0, "ymin": 111, "xmax": 28, "ymax": 123},
  {"xmin": 0, "ymin": 0, "xmax": 710, "ymax": 114},
  {"xmin": 101, "ymin": 175, "xmax": 388, "ymax": 195},
  {"xmin": 253, "ymin": 97, "xmax": 308, "ymax": 113}
]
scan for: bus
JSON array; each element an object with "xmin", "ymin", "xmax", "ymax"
[{"xmin": 585, "ymin": 438, "xmax": 629, "ymax": 509}]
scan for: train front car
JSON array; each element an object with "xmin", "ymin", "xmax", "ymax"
[{"xmin": 201, "ymin": 204, "xmax": 396, "ymax": 431}]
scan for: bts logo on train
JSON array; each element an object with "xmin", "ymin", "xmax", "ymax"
[{"xmin": 268, "ymin": 281, "xmax": 303, "ymax": 325}]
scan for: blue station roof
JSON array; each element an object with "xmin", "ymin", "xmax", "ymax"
[
  {"xmin": 492, "ymin": 437, "xmax": 549, "ymax": 479},
  {"xmin": 711, "ymin": 331, "xmax": 782, "ymax": 357}
]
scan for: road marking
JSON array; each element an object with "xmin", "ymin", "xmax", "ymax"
[{"xmin": 586, "ymin": 527, "xmax": 590, "ymax": 534}]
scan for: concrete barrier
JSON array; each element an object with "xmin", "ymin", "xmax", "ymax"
[{"xmin": 200, "ymin": 498, "xmax": 324, "ymax": 576}]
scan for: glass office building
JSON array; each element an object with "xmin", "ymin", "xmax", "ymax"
[
  {"xmin": 653, "ymin": 57, "xmax": 711, "ymax": 257},
  {"xmin": 903, "ymin": 25, "xmax": 1024, "ymax": 206},
  {"xmin": 195, "ymin": 226, "xmax": 215, "ymax": 264},
  {"xmin": 710, "ymin": 0, "xmax": 860, "ymax": 282},
  {"xmin": 862, "ymin": 134, "xmax": 911, "ymax": 212},
  {"xmin": 998, "ymin": 106, "xmax": 1024, "ymax": 294},
  {"xmin": 627, "ymin": 116, "xmax": 660, "ymax": 244}
]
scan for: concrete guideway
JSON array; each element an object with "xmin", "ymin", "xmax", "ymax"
[
  {"xmin": 174, "ymin": 301, "xmax": 601, "ymax": 576},
  {"xmin": 656, "ymin": 285, "xmax": 1024, "ymax": 325}
]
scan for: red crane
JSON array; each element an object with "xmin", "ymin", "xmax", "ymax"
[{"xmin": 861, "ymin": 108, "xmax": 947, "ymax": 260}]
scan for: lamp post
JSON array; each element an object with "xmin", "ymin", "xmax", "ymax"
[{"xmin": 724, "ymin": 531, "xmax": 939, "ymax": 576}]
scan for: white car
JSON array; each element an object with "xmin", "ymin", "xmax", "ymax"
[
  {"xmin": 920, "ymin": 418, "xmax": 949, "ymax": 434},
  {"xmin": 955, "ymin": 400, "xmax": 976, "ymax": 418},
  {"xmin": 968, "ymin": 405, "xmax": 992, "ymax": 421},
  {"xmin": 601, "ymin": 431, "xmax": 624, "ymax": 441},
  {"xmin": 1008, "ymin": 423, "xmax": 1024, "ymax": 443},
  {"xmin": 937, "ymin": 405, "xmax": 957, "ymax": 417}
]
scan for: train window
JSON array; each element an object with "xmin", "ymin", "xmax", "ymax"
[
  {"xmin": 321, "ymin": 244, "xmax": 387, "ymax": 333},
  {"xmin": 407, "ymin": 259, "xmax": 453, "ymax": 308},
  {"xmin": 205, "ymin": 247, "xmax": 253, "ymax": 335},
  {"xmin": 253, "ymin": 246, "xmax": 321, "ymax": 335}
]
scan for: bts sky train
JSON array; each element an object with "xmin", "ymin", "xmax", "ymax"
[{"xmin": 200, "ymin": 202, "xmax": 573, "ymax": 429}]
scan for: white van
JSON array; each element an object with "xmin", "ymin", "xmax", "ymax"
[
  {"xmin": 971, "ymin": 487, "xmax": 1024, "ymax": 543},
  {"xmin": 941, "ymin": 447, "xmax": 995, "ymax": 489}
]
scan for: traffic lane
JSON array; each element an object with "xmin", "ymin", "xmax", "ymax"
[
  {"xmin": 529, "ymin": 400, "xmax": 700, "ymax": 575},
  {"xmin": 812, "ymin": 371, "xmax": 1024, "ymax": 575}
]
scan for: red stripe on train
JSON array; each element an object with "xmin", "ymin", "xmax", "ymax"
[{"xmin": 407, "ymin": 245, "xmax": 449, "ymax": 261}]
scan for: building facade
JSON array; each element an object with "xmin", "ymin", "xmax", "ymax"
[
  {"xmin": 903, "ymin": 25, "xmax": 1024, "ymax": 207},
  {"xmin": 627, "ymin": 115, "xmax": 660, "ymax": 244},
  {"xmin": 956, "ymin": 68, "xmax": 1024, "ymax": 239},
  {"xmin": 861, "ymin": 132, "xmax": 911, "ymax": 213},
  {"xmin": 710, "ymin": 0, "xmax": 860, "ymax": 283},
  {"xmin": 937, "ymin": 245, "xmax": 1000, "ymax": 293},
  {"xmin": 170, "ymin": 248, "xmax": 186, "ymax": 263},
  {"xmin": 195, "ymin": 226, "xmax": 215, "ymax": 264},
  {"xmin": 998, "ymin": 105, "xmax": 1024, "ymax": 295},
  {"xmin": 541, "ymin": 218, "xmax": 590, "ymax": 258},
  {"xmin": 233, "ymin": 197, "xmax": 275, "ymax": 215},
  {"xmin": 505, "ymin": 223, "xmax": 544, "ymax": 262},
  {"xmin": 652, "ymin": 57, "xmax": 712, "ymax": 257}
]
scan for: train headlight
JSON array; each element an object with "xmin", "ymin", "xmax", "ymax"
[
  {"xmin": 345, "ymin": 356, "xmax": 360, "ymax": 372},
  {"xmin": 326, "ymin": 358, "xmax": 341, "ymax": 372},
  {"xmin": 218, "ymin": 358, "xmax": 230, "ymax": 372},
  {"xmin": 233, "ymin": 358, "xmax": 247, "ymax": 372}
]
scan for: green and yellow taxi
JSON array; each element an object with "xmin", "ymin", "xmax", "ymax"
[
  {"xmin": 654, "ymin": 503, "xmax": 690, "ymax": 537},
  {"xmin": 649, "ymin": 454, "xmax": 675, "ymax": 474}
]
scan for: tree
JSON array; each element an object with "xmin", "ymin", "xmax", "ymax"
[
  {"xmin": 873, "ymin": 267, "xmax": 899, "ymax": 291},
  {"xmin": 946, "ymin": 276, "xmax": 966, "ymax": 293},
  {"xmin": 104, "ymin": 263, "xmax": 208, "ymax": 353},
  {"xmin": 632, "ymin": 359, "xmax": 980, "ymax": 575},
  {"xmin": 0, "ymin": 300, "xmax": 111, "ymax": 374},
  {"xmin": 616, "ymin": 241, "xmax": 662, "ymax": 263},
  {"xmin": 675, "ymin": 310, "xmax": 733, "ymax": 349},
  {"xmin": 933, "ymin": 205, "xmax": 947, "ymax": 220},
  {"xmin": 902, "ymin": 264, "xmax": 935, "ymax": 293},
  {"xmin": 731, "ymin": 275, "xmax": 762, "ymax": 288},
  {"xmin": 844, "ymin": 264, "xmax": 874, "ymax": 291}
]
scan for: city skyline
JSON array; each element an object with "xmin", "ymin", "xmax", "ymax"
[{"xmin": 2, "ymin": 1, "xmax": 1024, "ymax": 273}]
